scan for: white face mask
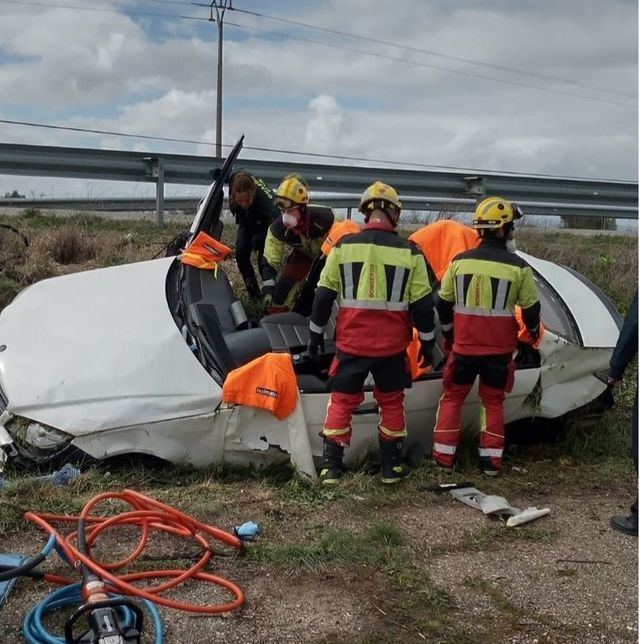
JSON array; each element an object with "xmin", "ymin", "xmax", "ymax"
[
  {"xmin": 282, "ymin": 212, "xmax": 299, "ymax": 228},
  {"xmin": 506, "ymin": 239, "xmax": 518, "ymax": 253}
]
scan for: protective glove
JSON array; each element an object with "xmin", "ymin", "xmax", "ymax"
[
  {"xmin": 606, "ymin": 374, "xmax": 622, "ymax": 389},
  {"xmin": 420, "ymin": 340, "xmax": 435, "ymax": 367},
  {"xmin": 528, "ymin": 324, "xmax": 540, "ymax": 344},
  {"xmin": 261, "ymin": 285, "xmax": 274, "ymax": 309},
  {"xmin": 307, "ymin": 330, "xmax": 325, "ymax": 361}
]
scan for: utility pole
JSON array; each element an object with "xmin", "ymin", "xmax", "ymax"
[{"xmin": 210, "ymin": 1, "xmax": 232, "ymax": 159}]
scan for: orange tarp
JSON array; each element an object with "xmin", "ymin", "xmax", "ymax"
[
  {"xmin": 409, "ymin": 220, "xmax": 480, "ymax": 281},
  {"xmin": 321, "ymin": 219, "xmax": 361, "ymax": 256},
  {"xmin": 181, "ymin": 231, "xmax": 232, "ymax": 270},
  {"xmin": 222, "ymin": 352, "xmax": 299, "ymax": 420}
]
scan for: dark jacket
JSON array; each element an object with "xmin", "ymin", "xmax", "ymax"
[
  {"xmin": 229, "ymin": 173, "xmax": 279, "ymax": 234},
  {"xmin": 609, "ymin": 292, "xmax": 638, "ymax": 381}
]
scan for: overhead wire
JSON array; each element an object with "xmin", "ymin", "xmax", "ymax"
[
  {"xmin": 1, "ymin": 0, "xmax": 635, "ymax": 107},
  {"xmin": 0, "ymin": 117, "xmax": 628, "ymax": 181}
]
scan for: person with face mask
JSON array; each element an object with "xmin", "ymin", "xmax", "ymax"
[
  {"xmin": 261, "ymin": 174, "xmax": 334, "ymax": 313},
  {"xmin": 228, "ymin": 171, "xmax": 280, "ymax": 300},
  {"xmin": 433, "ymin": 197, "xmax": 540, "ymax": 476}
]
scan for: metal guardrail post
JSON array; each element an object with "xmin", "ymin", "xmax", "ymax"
[
  {"xmin": 463, "ymin": 176, "xmax": 485, "ymax": 199},
  {"xmin": 144, "ymin": 157, "xmax": 165, "ymax": 226}
]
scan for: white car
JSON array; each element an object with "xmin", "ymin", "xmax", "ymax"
[{"xmin": 0, "ymin": 138, "xmax": 621, "ymax": 479}]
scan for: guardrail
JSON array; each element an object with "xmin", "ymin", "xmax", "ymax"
[{"xmin": 0, "ymin": 142, "xmax": 636, "ymax": 225}]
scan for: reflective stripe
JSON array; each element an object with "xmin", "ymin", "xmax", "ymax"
[
  {"xmin": 418, "ymin": 330, "xmax": 435, "ymax": 341},
  {"xmin": 456, "ymin": 305, "xmax": 514, "ymax": 318},
  {"xmin": 322, "ymin": 426, "xmax": 351, "ymax": 437},
  {"xmin": 456, "ymin": 274, "xmax": 466, "ymax": 306},
  {"xmin": 494, "ymin": 279, "xmax": 509, "ymax": 310},
  {"xmin": 379, "ymin": 424, "xmax": 407, "ymax": 438},
  {"xmin": 263, "ymin": 279, "xmax": 276, "ymax": 287},
  {"xmin": 341, "ymin": 299, "xmax": 408, "ymax": 311},
  {"xmin": 309, "ymin": 321, "xmax": 325, "ymax": 334},
  {"xmin": 343, "ymin": 262, "xmax": 355, "ymax": 299},
  {"xmin": 433, "ymin": 442, "xmax": 457, "ymax": 455},
  {"xmin": 478, "ymin": 447, "xmax": 503, "ymax": 457},
  {"xmin": 440, "ymin": 322, "xmax": 453, "ymax": 332},
  {"xmin": 390, "ymin": 267, "xmax": 407, "ymax": 303}
]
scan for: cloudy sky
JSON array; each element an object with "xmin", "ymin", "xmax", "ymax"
[{"xmin": 0, "ymin": 0, "xmax": 637, "ymax": 198}]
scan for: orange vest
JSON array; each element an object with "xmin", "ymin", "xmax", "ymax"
[
  {"xmin": 321, "ymin": 219, "xmax": 361, "ymax": 256},
  {"xmin": 406, "ymin": 328, "xmax": 431, "ymax": 380},
  {"xmin": 515, "ymin": 306, "xmax": 545, "ymax": 348},
  {"xmin": 222, "ymin": 352, "xmax": 298, "ymax": 420},
  {"xmin": 181, "ymin": 231, "xmax": 232, "ymax": 270},
  {"xmin": 409, "ymin": 220, "xmax": 480, "ymax": 281}
]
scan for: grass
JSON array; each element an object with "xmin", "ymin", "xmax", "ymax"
[{"xmin": 0, "ymin": 212, "xmax": 635, "ymax": 641}]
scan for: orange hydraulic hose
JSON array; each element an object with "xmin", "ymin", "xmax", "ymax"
[{"xmin": 24, "ymin": 489, "xmax": 246, "ymax": 615}]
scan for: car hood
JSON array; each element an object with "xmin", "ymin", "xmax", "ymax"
[
  {"xmin": 0, "ymin": 258, "xmax": 220, "ymax": 434},
  {"xmin": 518, "ymin": 251, "xmax": 619, "ymax": 348}
]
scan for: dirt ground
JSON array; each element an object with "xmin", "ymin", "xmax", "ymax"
[{"xmin": 0, "ymin": 481, "xmax": 636, "ymax": 644}]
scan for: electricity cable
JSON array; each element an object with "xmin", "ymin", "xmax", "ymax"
[{"xmin": 0, "ymin": 117, "xmax": 633, "ymax": 180}]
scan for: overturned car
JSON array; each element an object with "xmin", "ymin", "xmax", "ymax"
[{"xmin": 0, "ymin": 138, "xmax": 622, "ymax": 478}]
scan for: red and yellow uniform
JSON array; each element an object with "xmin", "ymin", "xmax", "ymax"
[
  {"xmin": 433, "ymin": 227, "xmax": 540, "ymax": 473},
  {"xmin": 311, "ymin": 221, "xmax": 435, "ymax": 446}
]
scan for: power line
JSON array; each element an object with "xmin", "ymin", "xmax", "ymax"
[
  {"xmin": 231, "ymin": 6, "xmax": 637, "ymax": 100},
  {"xmin": 2, "ymin": 0, "xmax": 635, "ymax": 107},
  {"xmin": 0, "ymin": 117, "xmax": 628, "ymax": 181},
  {"xmin": 0, "ymin": 0, "xmax": 210, "ymax": 21},
  {"xmin": 222, "ymin": 19, "xmax": 636, "ymax": 108}
]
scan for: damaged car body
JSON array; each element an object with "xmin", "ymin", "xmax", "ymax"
[{"xmin": 0, "ymin": 137, "xmax": 622, "ymax": 478}]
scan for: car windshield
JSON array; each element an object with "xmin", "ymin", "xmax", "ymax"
[{"xmin": 533, "ymin": 273, "xmax": 580, "ymax": 343}]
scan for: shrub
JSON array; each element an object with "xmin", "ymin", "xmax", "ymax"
[{"xmin": 43, "ymin": 227, "xmax": 98, "ymax": 265}]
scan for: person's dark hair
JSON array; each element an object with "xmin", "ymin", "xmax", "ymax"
[{"xmin": 230, "ymin": 171, "xmax": 256, "ymax": 196}]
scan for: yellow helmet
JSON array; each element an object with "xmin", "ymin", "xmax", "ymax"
[
  {"xmin": 359, "ymin": 182, "xmax": 402, "ymax": 221},
  {"xmin": 275, "ymin": 173, "xmax": 309, "ymax": 209},
  {"xmin": 472, "ymin": 196, "xmax": 523, "ymax": 230}
]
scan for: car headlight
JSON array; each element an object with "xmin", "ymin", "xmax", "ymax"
[{"xmin": 7, "ymin": 416, "xmax": 71, "ymax": 450}]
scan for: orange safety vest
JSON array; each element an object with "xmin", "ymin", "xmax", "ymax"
[
  {"xmin": 515, "ymin": 306, "xmax": 545, "ymax": 348},
  {"xmin": 409, "ymin": 220, "xmax": 480, "ymax": 281},
  {"xmin": 181, "ymin": 231, "xmax": 232, "ymax": 270},
  {"xmin": 321, "ymin": 219, "xmax": 361, "ymax": 256},
  {"xmin": 406, "ymin": 328, "xmax": 431, "ymax": 380},
  {"xmin": 222, "ymin": 352, "xmax": 299, "ymax": 420}
]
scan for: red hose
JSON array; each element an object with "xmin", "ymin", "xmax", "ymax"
[{"xmin": 24, "ymin": 489, "xmax": 246, "ymax": 614}]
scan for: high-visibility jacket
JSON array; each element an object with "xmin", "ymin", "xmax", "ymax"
[
  {"xmin": 437, "ymin": 236, "xmax": 540, "ymax": 356},
  {"xmin": 310, "ymin": 221, "xmax": 435, "ymax": 357},
  {"xmin": 321, "ymin": 219, "xmax": 361, "ymax": 256},
  {"xmin": 409, "ymin": 220, "xmax": 480, "ymax": 282},
  {"xmin": 181, "ymin": 231, "xmax": 232, "ymax": 270},
  {"xmin": 262, "ymin": 205, "xmax": 334, "ymax": 286},
  {"xmin": 222, "ymin": 352, "xmax": 298, "ymax": 420}
]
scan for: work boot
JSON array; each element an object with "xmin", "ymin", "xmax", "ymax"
[
  {"xmin": 319, "ymin": 439, "xmax": 344, "ymax": 485},
  {"xmin": 379, "ymin": 438, "xmax": 411, "ymax": 484},
  {"xmin": 479, "ymin": 457, "xmax": 500, "ymax": 477},
  {"xmin": 610, "ymin": 511, "xmax": 638, "ymax": 536}
]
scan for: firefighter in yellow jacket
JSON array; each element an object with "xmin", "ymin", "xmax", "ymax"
[
  {"xmin": 308, "ymin": 182, "xmax": 436, "ymax": 484},
  {"xmin": 433, "ymin": 196, "xmax": 541, "ymax": 476},
  {"xmin": 261, "ymin": 174, "xmax": 334, "ymax": 313}
]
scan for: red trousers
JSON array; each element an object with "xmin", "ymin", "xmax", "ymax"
[
  {"xmin": 433, "ymin": 353, "xmax": 514, "ymax": 470},
  {"xmin": 322, "ymin": 352, "xmax": 411, "ymax": 446}
]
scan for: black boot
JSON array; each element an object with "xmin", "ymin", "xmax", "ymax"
[
  {"xmin": 319, "ymin": 439, "xmax": 344, "ymax": 485},
  {"xmin": 610, "ymin": 496, "xmax": 638, "ymax": 536},
  {"xmin": 379, "ymin": 438, "xmax": 411, "ymax": 484}
]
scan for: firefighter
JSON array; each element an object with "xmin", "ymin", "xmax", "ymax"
[
  {"xmin": 261, "ymin": 174, "xmax": 334, "ymax": 313},
  {"xmin": 433, "ymin": 196, "xmax": 540, "ymax": 476},
  {"xmin": 228, "ymin": 171, "xmax": 279, "ymax": 300},
  {"xmin": 308, "ymin": 181, "xmax": 436, "ymax": 485}
]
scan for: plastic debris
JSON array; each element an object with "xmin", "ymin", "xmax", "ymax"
[
  {"xmin": 448, "ymin": 485, "xmax": 550, "ymax": 527},
  {"xmin": 0, "ymin": 476, "xmax": 6, "ymax": 491},
  {"xmin": 36, "ymin": 463, "xmax": 82, "ymax": 487},
  {"xmin": 233, "ymin": 521, "xmax": 261, "ymax": 541}
]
